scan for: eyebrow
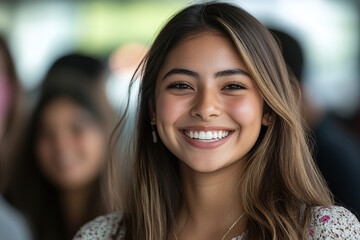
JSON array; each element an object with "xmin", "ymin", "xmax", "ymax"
[
  {"xmin": 215, "ymin": 69, "xmax": 250, "ymax": 78},
  {"xmin": 162, "ymin": 68, "xmax": 199, "ymax": 80},
  {"xmin": 162, "ymin": 68, "xmax": 250, "ymax": 81}
]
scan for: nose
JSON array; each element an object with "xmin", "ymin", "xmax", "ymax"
[
  {"xmin": 190, "ymin": 87, "xmax": 221, "ymax": 120},
  {"xmin": 53, "ymin": 132, "xmax": 71, "ymax": 156}
]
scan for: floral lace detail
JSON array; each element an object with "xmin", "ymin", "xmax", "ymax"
[
  {"xmin": 73, "ymin": 212, "xmax": 125, "ymax": 240},
  {"xmin": 308, "ymin": 206, "xmax": 360, "ymax": 239},
  {"xmin": 74, "ymin": 206, "xmax": 360, "ymax": 240}
]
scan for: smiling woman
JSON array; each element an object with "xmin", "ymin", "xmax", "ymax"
[
  {"xmin": 5, "ymin": 56, "xmax": 113, "ymax": 240},
  {"xmin": 6, "ymin": 84, "xmax": 111, "ymax": 240},
  {"xmin": 155, "ymin": 33, "xmax": 266, "ymax": 173},
  {"xmin": 74, "ymin": 2, "xmax": 360, "ymax": 240}
]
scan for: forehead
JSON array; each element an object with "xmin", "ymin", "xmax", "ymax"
[
  {"xmin": 40, "ymin": 98, "xmax": 85, "ymax": 122},
  {"xmin": 158, "ymin": 31, "xmax": 247, "ymax": 77}
]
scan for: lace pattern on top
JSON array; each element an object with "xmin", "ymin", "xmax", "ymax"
[
  {"xmin": 74, "ymin": 206, "xmax": 360, "ymax": 240},
  {"xmin": 307, "ymin": 206, "xmax": 359, "ymax": 239},
  {"xmin": 74, "ymin": 212, "xmax": 125, "ymax": 240}
]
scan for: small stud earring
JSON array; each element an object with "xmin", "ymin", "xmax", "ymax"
[{"xmin": 151, "ymin": 119, "xmax": 157, "ymax": 143}]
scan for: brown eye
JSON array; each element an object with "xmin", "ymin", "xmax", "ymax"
[
  {"xmin": 222, "ymin": 83, "xmax": 247, "ymax": 90},
  {"xmin": 71, "ymin": 123, "xmax": 85, "ymax": 137},
  {"xmin": 167, "ymin": 82, "xmax": 193, "ymax": 90}
]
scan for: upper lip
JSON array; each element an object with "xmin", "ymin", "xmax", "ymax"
[{"xmin": 180, "ymin": 126, "xmax": 235, "ymax": 131}]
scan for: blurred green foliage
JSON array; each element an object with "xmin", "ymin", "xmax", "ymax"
[{"xmin": 76, "ymin": 1, "xmax": 186, "ymax": 54}]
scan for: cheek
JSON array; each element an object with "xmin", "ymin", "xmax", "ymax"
[
  {"xmin": 156, "ymin": 93, "xmax": 189, "ymax": 126},
  {"xmin": 76, "ymin": 129, "xmax": 105, "ymax": 166},
  {"xmin": 36, "ymin": 138, "xmax": 54, "ymax": 167},
  {"xmin": 225, "ymin": 96, "xmax": 263, "ymax": 125}
]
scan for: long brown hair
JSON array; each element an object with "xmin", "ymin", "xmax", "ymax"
[
  {"xmin": 6, "ymin": 75, "xmax": 112, "ymax": 240},
  {"xmin": 108, "ymin": 2, "xmax": 333, "ymax": 240}
]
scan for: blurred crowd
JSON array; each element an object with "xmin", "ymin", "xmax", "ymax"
[
  {"xmin": 0, "ymin": 2, "xmax": 360, "ymax": 240},
  {"xmin": 0, "ymin": 35, "xmax": 147, "ymax": 239}
]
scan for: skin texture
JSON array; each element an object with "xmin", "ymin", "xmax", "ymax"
[
  {"xmin": 154, "ymin": 32, "xmax": 270, "ymax": 239},
  {"xmin": 155, "ymin": 32, "xmax": 268, "ymax": 174},
  {"xmin": 36, "ymin": 97, "xmax": 105, "ymax": 191}
]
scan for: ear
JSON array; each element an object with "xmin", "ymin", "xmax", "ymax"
[{"xmin": 262, "ymin": 112, "xmax": 271, "ymax": 126}]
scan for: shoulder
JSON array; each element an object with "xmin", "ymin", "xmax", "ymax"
[
  {"xmin": 0, "ymin": 195, "xmax": 33, "ymax": 240},
  {"xmin": 308, "ymin": 206, "xmax": 360, "ymax": 239},
  {"xmin": 73, "ymin": 212, "xmax": 125, "ymax": 240}
]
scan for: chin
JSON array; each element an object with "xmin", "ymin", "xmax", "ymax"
[{"xmin": 181, "ymin": 156, "xmax": 229, "ymax": 174}]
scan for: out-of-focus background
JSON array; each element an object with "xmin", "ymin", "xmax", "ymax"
[
  {"xmin": 1, "ymin": 1, "xmax": 360, "ymax": 239},
  {"xmin": 0, "ymin": 0, "xmax": 359, "ymax": 115}
]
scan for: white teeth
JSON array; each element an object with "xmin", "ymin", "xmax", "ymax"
[
  {"xmin": 219, "ymin": 131, "xmax": 223, "ymax": 138},
  {"xmin": 194, "ymin": 132, "xmax": 199, "ymax": 138},
  {"xmin": 213, "ymin": 131, "xmax": 217, "ymax": 138},
  {"xmin": 184, "ymin": 129, "xmax": 231, "ymax": 140}
]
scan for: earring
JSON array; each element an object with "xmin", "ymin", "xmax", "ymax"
[{"xmin": 151, "ymin": 119, "xmax": 157, "ymax": 143}]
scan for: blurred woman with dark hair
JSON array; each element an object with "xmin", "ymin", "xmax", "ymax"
[{"xmin": 6, "ymin": 67, "xmax": 113, "ymax": 239}]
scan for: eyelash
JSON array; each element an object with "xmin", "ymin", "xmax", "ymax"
[
  {"xmin": 167, "ymin": 81, "xmax": 193, "ymax": 90},
  {"xmin": 222, "ymin": 82, "xmax": 247, "ymax": 90},
  {"xmin": 166, "ymin": 81, "xmax": 247, "ymax": 91}
]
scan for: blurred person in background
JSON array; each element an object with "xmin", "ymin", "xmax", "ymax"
[
  {"xmin": 40, "ymin": 53, "xmax": 113, "ymax": 125},
  {"xmin": 270, "ymin": 28, "xmax": 360, "ymax": 217},
  {"xmin": 342, "ymin": 107, "xmax": 360, "ymax": 141},
  {"xmin": 0, "ymin": 35, "xmax": 32, "ymax": 240},
  {"xmin": 337, "ymin": 63, "xmax": 360, "ymax": 144},
  {"xmin": 41, "ymin": 53, "xmax": 107, "ymax": 92},
  {"xmin": 5, "ymin": 55, "xmax": 114, "ymax": 240}
]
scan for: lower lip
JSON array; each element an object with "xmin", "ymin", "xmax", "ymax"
[{"xmin": 180, "ymin": 131, "xmax": 232, "ymax": 149}]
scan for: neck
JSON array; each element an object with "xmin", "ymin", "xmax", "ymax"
[
  {"xmin": 60, "ymin": 183, "xmax": 97, "ymax": 238},
  {"xmin": 177, "ymin": 161, "xmax": 245, "ymax": 239}
]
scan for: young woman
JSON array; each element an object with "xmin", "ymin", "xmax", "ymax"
[
  {"xmin": 6, "ymin": 81, "xmax": 113, "ymax": 240},
  {"xmin": 75, "ymin": 2, "xmax": 360, "ymax": 240}
]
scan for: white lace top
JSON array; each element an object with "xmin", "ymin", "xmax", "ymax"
[{"xmin": 74, "ymin": 206, "xmax": 360, "ymax": 240}]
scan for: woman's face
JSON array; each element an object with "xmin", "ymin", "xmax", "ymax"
[
  {"xmin": 36, "ymin": 97, "xmax": 105, "ymax": 191},
  {"xmin": 155, "ymin": 32, "xmax": 268, "ymax": 173}
]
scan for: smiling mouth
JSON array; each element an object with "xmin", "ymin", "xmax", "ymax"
[{"xmin": 181, "ymin": 129, "xmax": 234, "ymax": 142}]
